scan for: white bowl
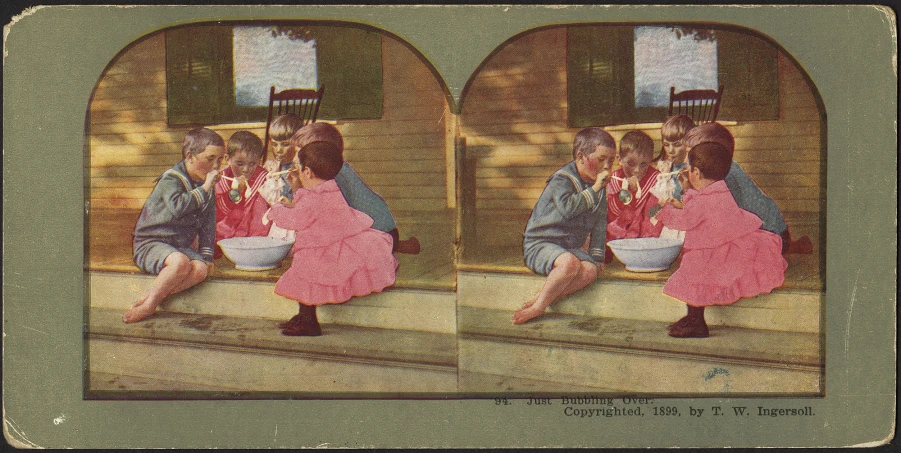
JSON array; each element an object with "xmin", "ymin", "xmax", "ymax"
[
  {"xmin": 218, "ymin": 236, "xmax": 294, "ymax": 271},
  {"xmin": 607, "ymin": 238, "xmax": 683, "ymax": 272}
]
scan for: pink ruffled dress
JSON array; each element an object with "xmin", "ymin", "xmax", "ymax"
[
  {"xmin": 656, "ymin": 180, "xmax": 787, "ymax": 307},
  {"xmin": 267, "ymin": 179, "xmax": 397, "ymax": 305}
]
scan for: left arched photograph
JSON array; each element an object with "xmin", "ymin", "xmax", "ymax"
[{"xmin": 84, "ymin": 21, "xmax": 459, "ymax": 398}]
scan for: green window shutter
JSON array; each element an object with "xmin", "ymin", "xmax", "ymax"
[
  {"xmin": 717, "ymin": 30, "xmax": 779, "ymax": 121},
  {"xmin": 311, "ymin": 25, "xmax": 383, "ymax": 120},
  {"xmin": 165, "ymin": 25, "xmax": 231, "ymax": 126},
  {"xmin": 166, "ymin": 24, "xmax": 383, "ymax": 125},
  {"xmin": 567, "ymin": 25, "xmax": 634, "ymax": 127}
]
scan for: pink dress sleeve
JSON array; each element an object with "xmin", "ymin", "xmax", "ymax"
[
  {"xmin": 656, "ymin": 189, "xmax": 705, "ymax": 231},
  {"xmin": 267, "ymin": 190, "xmax": 316, "ymax": 231}
]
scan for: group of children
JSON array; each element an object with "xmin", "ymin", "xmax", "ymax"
[
  {"xmin": 124, "ymin": 111, "xmax": 810, "ymax": 340},
  {"xmin": 517, "ymin": 116, "xmax": 811, "ymax": 338},
  {"xmin": 124, "ymin": 115, "xmax": 419, "ymax": 337}
]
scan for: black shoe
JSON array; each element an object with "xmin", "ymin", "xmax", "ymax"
[
  {"xmin": 277, "ymin": 314, "xmax": 302, "ymax": 329},
  {"xmin": 281, "ymin": 318, "xmax": 322, "ymax": 336},
  {"xmin": 667, "ymin": 315, "xmax": 692, "ymax": 330},
  {"xmin": 668, "ymin": 318, "xmax": 709, "ymax": 338},
  {"xmin": 281, "ymin": 306, "xmax": 322, "ymax": 336}
]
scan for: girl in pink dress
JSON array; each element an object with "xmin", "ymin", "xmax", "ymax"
[
  {"xmin": 266, "ymin": 141, "xmax": 398, "ymax": 336},
  {"xmin": 656, "ymin": 142, "xmax": 787, "ymax": 338}
]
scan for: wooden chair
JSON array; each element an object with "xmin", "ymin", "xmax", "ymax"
[
  {"xmin": 264, "ymin": 85, "xmax": 324, "ymax": 154},
  {"xmin": 668, "ymin": 85, "xmax": 723, "ymax": 124}
]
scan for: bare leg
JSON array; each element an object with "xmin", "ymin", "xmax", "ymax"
[
  {"xmin": 521, "ymin": 261, "xmax": 597, "ymax": 309},
  {"xmin": 558, "ymin": 261, "xmax": 599, "ymax": 298},
  {"xmin": 165, "ymin": 260, "xmax": 209, "ymax": 296},
  {"xmin": 123, "ymin": 253, "xmax": 193, "ymax": 323},
  {"xmin": 513, "ymin": 253, "xmax": 585, "ymax": 325}
]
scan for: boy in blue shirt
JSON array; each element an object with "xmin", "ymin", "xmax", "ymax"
[
  {"xmin": 124, "ymin": 127, "xmax": 226, "ymax": 323},
  {"xmin": 287, "ymin": 122, "xmax": 420, "ymax": 255},
  {"xmin": 514, "ymin": 127, "xmax": 616, "ymax": 325}
]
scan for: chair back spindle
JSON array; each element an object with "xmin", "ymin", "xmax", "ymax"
[
  {"xmin": 668, "ymin": 85, "xmax": 723, "ymax": 124},
  {"xmin": 264, "ymin": 85, "xmax": 325, "ymax": 157}
]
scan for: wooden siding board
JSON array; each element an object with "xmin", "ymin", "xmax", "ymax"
[
  {"xmin": 89, "ymin": 108, "xmax": 168, "ymax": 125},
  {"xmin": 461, "ymin": 121, "xmax": 572, "ymax": 137},
  {"xmin": 92, "ymin": 83, "xmax": 166, "ymax": 101}
]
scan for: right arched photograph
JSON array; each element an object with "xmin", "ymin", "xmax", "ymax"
[{"xmin": 455, "ymin": 23, "xmax": 825, "ymax": 395}]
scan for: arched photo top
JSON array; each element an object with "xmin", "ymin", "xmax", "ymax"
[
  {"xmin": 88, "ymin": 20, "xmax": 457, "ymax": 128},
  {"xmin": 458, "ymin": 21, "xmax": 825, "ymax": 125}
]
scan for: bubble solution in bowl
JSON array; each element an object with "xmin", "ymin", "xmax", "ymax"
[
  {"xmin": 607, "ymin": 237, "xmax": 683, "ymax": 272},
  {"xmin": 218, "ymin": 236, "xmax": 295, "ymax": 271}
]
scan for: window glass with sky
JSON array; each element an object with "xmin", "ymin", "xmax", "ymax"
[
  {"xmin": 233, "ymin": 26, "xmax": 318, "ymax": 107},
  {"xmin": 634, "ymin": 26, "xmax": 718, "ymax": 108}
]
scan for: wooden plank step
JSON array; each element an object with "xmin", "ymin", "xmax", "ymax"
[
  {"xmin": 458, "ymin": 271, "xmax": 823, "ymax": 333},
  {"xmin": 458, "ymin": 307, "xmax": 823, "ymax": 394},
  {"xmin": 89, "ymin": 271, "xmax": 456, "ymax": 334},
  {"xmin": 87, "ymin": 307, "xmax": 458, "ymax": 396}
]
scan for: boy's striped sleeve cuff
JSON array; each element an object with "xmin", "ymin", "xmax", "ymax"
[
  {"xmin": 589, "ymin": 248, "xmax": 605, "ymax": 260},
  {"xmin": 190, "ymin": 187, "xmax": 207, "ymax": 206},
  {"xmin": 199, "ymin": 247, "xmax": 214, "ymax": 261},
  {"xmin": 580, "ymin": 188, "xmax": 598, "ymax": 208}
]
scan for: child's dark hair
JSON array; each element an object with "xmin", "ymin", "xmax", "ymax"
[
  {"xmin": 269, "ymin": 114, "xmax": 305, "ymax": 141},
  {"xmin": 298, "ymin": 141, "xmax": 343, "ymax": 181},
  {"xmin": 572, "ymin": 127, "xmax": 615, "ymax": 160},
  {"xmin": 687, "ymin": 142, "xmax": 732, "ymax": 181},
  {"xmin": 227, "ymin": 131, "xmax": 264, "ymax": 160},
  {"xmin": 183, "ymin": 127, "xmax": 225, "ymax": 159},
  {"xmin": 291, "ymin": 122, "xmax": 345, "ymax": 159},
  {"xmin": 619, "ymin": 130, "xmax": 654, "ymax": 158}
]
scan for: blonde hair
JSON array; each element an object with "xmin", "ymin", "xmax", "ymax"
[
  {"xmin": 661, "ymin": 115, "xmax": 696, "ymax": 141},
  {"xmin": 268, "ymin": 114, "xmax": 305, "ymax": 141}
]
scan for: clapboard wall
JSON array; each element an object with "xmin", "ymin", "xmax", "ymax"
[
  {"xmin": 460, "ymin": 27, "xmax": 823, "ymax": 250},
  {"xmin": 87, "ymin": 31, "xmax": 454, "ymax": 265}
]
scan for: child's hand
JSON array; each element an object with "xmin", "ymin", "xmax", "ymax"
[
  {"xmin": 202, "ymin": 169, "xmax": 220, "ymax": 192},
  {"xmin": 285, "ymin": 167, "xmax": 302, "ymax": 191},
  {"xmin": 668, "ymin": 198, "xmax": 684, "ymax": 209},
  {"xmin": 626, "ymin": 175, "xmax": 640, "ymax": 192},
  {"xmin": 592, "ymin": 170, "xmax": 610, "ymax": 192},
  {"xmin": 677, "ymin": 169, "xmax": 691, "ymax": 189},
  {"xmin": 278, "ymin": 196, "xmax": 295, "ymax": 208}
]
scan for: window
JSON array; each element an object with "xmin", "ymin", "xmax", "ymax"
[
  {"xmin": 633, "ymin": 26, "xmax": 718, "ymax": 108},
  {"xmin": 233, "ymin": 26, "xmax": 318, "ymax": 107},
  {"xmin": 166, "ymin": 23, "xmax": 383, "ymax": 126},
  {"xmin": 567, "ymin": 25, "xmax": 778, "ymax": 127}
]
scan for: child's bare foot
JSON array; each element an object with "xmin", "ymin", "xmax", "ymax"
[
  {"xmin": 129, "ymin": 293, "xmax": 149, "ymax": 309},
  {"xmin": 520, "ymin": 293, "xmax": 539, "ymax": 310},
  {"xmin": 512, "ymin": 304, "xmax": 546, "ymax": 325},
  {"xmin": 122, "ymin": 300, "xmax": 157, "ymax": 323}
]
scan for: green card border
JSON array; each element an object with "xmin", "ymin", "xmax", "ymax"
[{"xmin": 3, "ymin": 4, "xmax": 896, "ymax": 448}]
